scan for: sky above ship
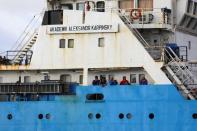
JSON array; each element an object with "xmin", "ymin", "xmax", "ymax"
[{"xmin": 0, "ymin": 0, "xmax": 45, "ymax": 54}]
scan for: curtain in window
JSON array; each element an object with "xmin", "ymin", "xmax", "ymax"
[
  {"xmin": 119, "ymin": 0, "xmax": 134, "ymax": 9},
  {"xmin": 139, "ymin": 0, "xmax": 153, "ymax": 10}
]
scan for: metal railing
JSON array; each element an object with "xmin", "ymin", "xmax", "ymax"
[
  {"xmin": 164, "ymin": 46, "xmax": 197, "ymax": 99},
  {"xmin": 118, "ymin": 10, "xmax": 150, "ymax": 48},
  {"xmin": 118, "ymin": 9, "xmax": 197, "ymax": 99},
  {"xmin": 11, "ymin": 14, "xmax": 42, "ymax": 52},
  {"xmin": 0, "ymin": 82, "xmax": 77, "ymax": 95},
  {"xmin": 165, "ymin": 47, "xmax": 197, "ymax": 84},
  {"xmin": 6, "ymin": 50, "xmax": 33, "ymax": 65},
  {"xmin": 118, "ymin": 8, "xmax": 171, "ymax": 25},
  {"xmin": 4, "ymin": 9, "xmax": 45, "ymax": 64}
]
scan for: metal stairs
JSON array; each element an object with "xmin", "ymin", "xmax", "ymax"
[
  {"xmin": 118, "ymin": 10, "xmax": 197, "ymax": 99},
  {"xmin": 12, "ymin": 32, "xmax": 38, "ymax": 64},
  {"xmin": 118, "ymin": 11, "xmax": 150, "ymax": 48},
  {"xmin": 164, "ymin": 47, "xmax": 197, "ymax": 99},
  {"xmin": 9, "ymin": 10, "xmax": 44, "ymax": 65}
]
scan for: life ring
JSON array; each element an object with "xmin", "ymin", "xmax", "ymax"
[{"xmin": 130, "ymin": 9, "xmax": 142, "ymax": 20}]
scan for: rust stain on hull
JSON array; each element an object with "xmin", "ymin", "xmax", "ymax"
[{"xmin": 0, "ymin": 65, "xmax": 30, "ymax": 71}]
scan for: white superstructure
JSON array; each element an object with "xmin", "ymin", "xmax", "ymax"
[{"xmin": 0, "ymin": 0, "xmax": 196, "ymax": 98}]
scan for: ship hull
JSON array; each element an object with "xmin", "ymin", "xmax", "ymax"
[{"xmin": 0, "ymin": 85, "xmax": 197, "ymax": 131}]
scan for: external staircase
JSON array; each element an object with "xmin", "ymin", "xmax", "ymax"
[
  {"xmin": 163, "ymin": 47, "xmax": 197, "ymax": 99},
  {"xmin": 12, "ymin": 32, "xmax": 38, "ymax": 65},
  {"xmin": 118, "ymin": 10, "xmax": 197, "ymax": 99},
  {"xmin": 8, "ymin": 10, "xmax": 44, "ymax": 65}
]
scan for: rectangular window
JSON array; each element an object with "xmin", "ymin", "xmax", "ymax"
[
  {"xmin": 68, "ymin": 39, "xmax": 74, "ymax": 48},
  {"xmin": 139, "ymin": 0, "xmax": 153, "ymax": 10},
  {"xmin": 60, "ymin": 74, "xmax": 71, "ymax": 82},
  {"xmin": 130, "ymin": 74, "xmax": 136, "ymax": 84},
  {"xmin": 187, "ymin": 0, "xmax": 193, "ymax": 13},
  {"xmin": 119, "ymin": 0, "xmax": 134, "ymax": 9},
  {"xmin": 108, "ymin": 75, "xmax": 114, "ymax": 81},
  {"xmin": 76, "ymin": 3, "xmax": 84, "ymax": 10},
  {"xmin": 139, "ymin": 74, "xmax": 145, "ymax": 83},
  {"xmin": 42, "ymin": 10, "xmax": 63, "ymax": 25},
  {"xmin": 188, "ymin": 41, "xmax": 191, "ymax": 50},
  {"xmin": 44, "ymin": 75, "xmax": 50, "ymax": 80},
  {"xmin": 194, "ymin": 2, "xmax": 197, "ymax": 15},
  {"xmin": 0, "ymin": 77, "xmax": 3, "ymax": 83},
  {"xmin": 24, "ymin": 76, "xmax": 31, "ymax": 83},
  {"xmin": 98, "ymin": 37, "xmax": 104, "ymax": 47},
  {"xmin": 62, "ymin": 4, "xmax": 73, "ymax": 10},
  {"xmin": 79, "ymin": 75, "xmax": 83, "ymax": 84},
  {"xmin": 96, "ymin": 1, "xmax": 105, "ymax": 12},
  {"xmin": 60, "ymin": 39, "xmax": 65, "ymax": 48}
]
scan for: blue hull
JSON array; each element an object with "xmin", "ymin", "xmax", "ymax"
[{"xmin": 0, "ymin": 85, "xmax": 197, "ymax": 131}]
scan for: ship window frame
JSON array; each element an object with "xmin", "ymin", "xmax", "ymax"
[
  {"xmin": 60, "ymin": 74, "xmax": 72, "ymax": 83},
  {"xmin": 79, "ymin": 75, "xmax": 83, "ymax": 84},
  {"xmin": 38, "ymin": 114, "xmax": 43, "ymax": 119},
  {"xmin": 76, "ymin": 2, "xmax": 85, "ymax": 10},
  {"xmin": 188, "ymin": 41, "xmax": 191, "ymax": 50},
  {"xmin": 68, "ymin": 39, "xmax": 74, "ymax": 48},
  {"xmin": 0, "ymin": 76, "xmax": 3, "ymax": 83},
  {"xmin": 98, "ymin": 37, "xmax": 105, "ymax": 47},
  {"xmin": 194, "ymin": 2, "xmax": 197, "ymax": 15},
  {"xmin": 96, "ymin": 1, "xmax": 105, "ymax": 12},
  {"xmin": 118, "ymin": 0, "xmax": 134, "ymax": 9},
  {"xmin": 61, "ymin": 3, "xmax": 73, "ymax": 10},
  {"xmin": 108, "ymin": 74, "xmax": 114, "ymax": 81},
  {"xmin": 192, "ymin": 113, "xmax": 197, "ymax": 119},
  {"xmin": 46, "ymin": 113, "xmax": 51, "ymax": 119},
  {"xmin": 88, "ymin": 113, "xmax": 93, "ymax": 119},
  {"xmin": 44, "ymin": 75, "xmax": 50, "ymax": 81},
  {"xmin": 139, "ymin": 74, "xmax": 145, "ymax": 83},
  {"xmin": 7, "ymin": 114, "xmax": 13, "ymax": 120},
  {"xmin": 42, "ymin": 10, "xmax": 63, "ymax": 25},
  {"xmin": 95, "ymin": 113, "xmax": 101, "ymax": 119},
  {"xmin": 24, "ymin": 76, "xmax": 31, "ymax": 83},
  {"xmin": 59, "ymin": 39, "xmax": 66, "ymax": 48},
  {"xmin": 130, "ymin": 74, "xmax": 137, "ymax": 84},
  {"xmin": 119, "ymin": 113, "xmax": 124, "ymax": 119},
  {"xmin": 149, "ymin": 113, "xmax": 155, "ymax": 120},
  {"xmin": 86, "ymin": 93, "xmax": 105, "ymax": 102}
]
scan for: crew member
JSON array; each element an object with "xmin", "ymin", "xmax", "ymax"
[{"xmin": 120, "ymin": 76, "xmax": 130, "ymax": 85}]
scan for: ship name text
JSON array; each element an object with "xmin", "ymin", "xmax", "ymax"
[{"xmin": 47, "ymin": 24, "xmax": 118, "ymax": 34}]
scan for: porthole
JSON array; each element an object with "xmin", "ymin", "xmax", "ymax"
[
  {"xmin": 86, "ymin": 93, "xmax": 104, "ymax": 101},
  {"xmin": 96, "ymin": 113, "xmax": 101, "ymax": 119},
  {"xmin": 88, "ymin": 113, "xmax": 93, "ymax": 119},
  {"xmin": 119, "ymin": 113, "xmax": 124, "ymax": 119},
  {"xmin": 149, "ymin": 113, "xmax": 154, "ymax": 120},
  {"xmin": 192, "ymin": 113, "xmax": 197, "ymax": 119},
  {"xmin": 7, "ymin": 114, "xmax": 13, "ymax": 120},
  {"xmin": 126, "ymin": 113, "xmax": 132, "ymax": 119},
  {"xmin": 38, "ymin": 114, "xmax": 43, "ymax": 119},
  {"xmin": 46, "ymin": 114, "xmax": 51, "ymax": 119}
]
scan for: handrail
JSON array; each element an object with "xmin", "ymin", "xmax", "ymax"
[
  {"xmin": 11, "ymin": 30, "xmax": 38, "ymax": 62},
  {"xmin": 13, "ymin": 15, "xmax": 41, "ymax": 51},
  {"xmin": 164, "ymin": 47, "xmax": 197, "ymax": 85},
  {"xmin": 118, "ymin": 11, "xmax": 151, "ymax": 48},
  {"xmin": 166, "ymin": 46, "xmax": 196, "ymax": 80},
  {"xmin": 10, "ymin": 8, "xmax": 45, "ymax": 52}
]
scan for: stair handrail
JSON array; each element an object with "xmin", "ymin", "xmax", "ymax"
[
  {"xmin": 11, "ymin": 8, "xmax": 45, "ymax": 52},
  {"xmin": 13, "ymin": 15, "xmax": 42, "ymax": 51},
  {"xmin": 11, "ymin": 29, "xmax": 38, "ymax": 62},
  {"xmin": 164, "ymin": 47, "xmax": 197, "ymax": 84},
  {"xmin": 165, "ymin": 46, "xmax": 196, "ymax": 80},
  {"xmin": 117, "ymin": 9, "xmax": 150, "ymax": 48}
]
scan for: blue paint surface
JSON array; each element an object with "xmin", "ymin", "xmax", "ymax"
[{"xmin": 0, "ymin": 84, "xmax": 197, "ymax": 131}]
